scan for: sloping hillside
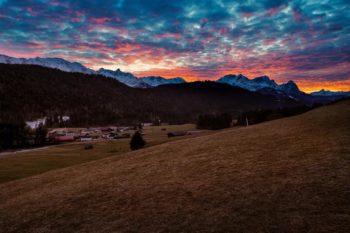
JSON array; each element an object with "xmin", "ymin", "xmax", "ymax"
[
  {"xmin": 0, "ymin": 100, "xmax": 349, "ymax": 233},
  {"xmin": 0, "ymin": 64, "xmax": 300, "ymax": 125}
]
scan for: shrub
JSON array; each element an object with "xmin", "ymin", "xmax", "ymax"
[
  {"xmin": 84, "ymin": 144, "xmax": 93, "ymax": 150},
  {"xmin": 130, "ymin": 131, "xmax": 146, "ymax": 150}
]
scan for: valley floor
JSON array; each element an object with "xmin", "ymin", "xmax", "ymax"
[
  {"xmin": 0, "ymin": 124, "xmax": 197, "ymax": 184},
  {"xmin": 0, "ymin": 101, "xmax": 349, "ymax": 233}
]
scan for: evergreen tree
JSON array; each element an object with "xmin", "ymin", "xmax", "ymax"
[
  {"xmin": 34, "ymin": 123, "xmax": 47, "ymax": 145},
  {"xmin": 130, "ymin": 131, "xmax": 146, "ymax": 150},
  {"xmin": 0, "ymin": 123, "xmax": 28, "ymax": 149}
]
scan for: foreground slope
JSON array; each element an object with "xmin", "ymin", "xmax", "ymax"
[{"xmin": 0, "ymin": 101, "xmax": 350, "ymax": 233}]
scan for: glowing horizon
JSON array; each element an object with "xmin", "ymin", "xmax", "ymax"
[{"xmin": 0, "ymin": 0, "xmax": 349, "ymax": 92}]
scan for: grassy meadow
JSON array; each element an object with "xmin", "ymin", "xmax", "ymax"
[{"xmin": 0, "ymin": 124, "xmax": 196, "ymax": 184}]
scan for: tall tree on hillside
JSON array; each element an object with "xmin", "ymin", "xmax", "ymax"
[
  {"xmin": 34, "ymin": 123, "xmax": 47, "ymax": 145},
  {"xmin": 130, "ymin": 131, "xmax": 146, "ymax": 150}
]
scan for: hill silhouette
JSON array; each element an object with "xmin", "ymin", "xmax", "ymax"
[{"xmin": 0, "ymin": 64, "xmax": 301, "ymax": 125}]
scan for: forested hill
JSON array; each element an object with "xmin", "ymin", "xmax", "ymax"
[{"xmin": 0, "ymin": 64, "xmax": 302, "ymax": 126}]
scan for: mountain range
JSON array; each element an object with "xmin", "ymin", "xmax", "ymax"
[
  {"xmin": 0, "ymin": 63, "xmax": 302, "ymax": 125},
  {"xmin": 216, "ymin": 74, "xmax": 302, "ymax": 96},
  {"xmin": 98, "ymin": 68, "xmax": 186, "ymax": 88},
  {"xmin": 1, "ymin": 54, "xmax": 349, "ymax": 105},
  {"xmin": 310, "ymin": 89, "xmax": 350, "ymax": 97},
  {"xmin": 0, "ymin": 54, "xmax": 185, "ymax": 88},
  {"xmin": 0, "ymin": 54, "xmax": 95, "ymax": 74}
]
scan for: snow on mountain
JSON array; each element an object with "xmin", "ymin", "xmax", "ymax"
[
  {"xmin": 140, "ymin": 76, "xmax": 186, "ymax": 87},
  {"xmin": 310, "ymin": 89, "xmax": 350, "ymax": 97},
  {"xmin": 278, "ymin": 80, "xmax": 300, "ymax": 95},
  {"xmin": 0, "ymin": 54, "xmax": 186, "ymax": 88},
  {"xmin": 0, "ymin": 54, "xmax": 94, "ymax": 74},
  {"xmin": 216, "ymin": 74, "xmax": 314, "ymax": 103},
  {"xmin": 217, "ymin": 74, "xmax": 279, "ymax": 91},
  {"xmin": 97, "ymin": 68, "xmax": 149, "ymax": 88},
  {"xmin": 251, "ymin": 75, "xmax": 279, "ymax": 89},
  {"xmin": 98, "ymin": 69, "xmax": 187, "ymax": 88},
  {"xmin": 0, "ymin": 54, "xmax": 21, "ymax": 64},
  {"xmin": 216, "ymin": 74, "xmax": 252, "ymax": 90}
]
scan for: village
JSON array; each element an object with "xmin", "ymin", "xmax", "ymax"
[
  {"xmin": 23, "ymin": 116, "xmax": 206, "ymax": 146},
  {"xmin": 26, "ymin": 116, "xmax": 140, "ymax": 144},
  {"xmin": 47, "ymin": 126, "xmax": 132, "ymax": 143},
  {"xmin": 48, "ymin": 126, "xmax": 207, "ymax": 143}
]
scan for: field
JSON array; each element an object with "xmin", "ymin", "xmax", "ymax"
[
  {"xmin": 0, "ymin": 100, "xmax": 349, "ymax": 232},
  {"xmin": 0, "ymin": 124, "xmax": 196, "ymax": 184}
]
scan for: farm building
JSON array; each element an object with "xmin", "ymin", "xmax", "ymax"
[{"xmin": 55, "ymin": 135, "xmax": 75, "ymax": 142}]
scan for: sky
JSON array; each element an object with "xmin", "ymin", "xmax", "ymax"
[{"xmin": 0, "ymin": 0, "xmax": 349, "ymax": 92}]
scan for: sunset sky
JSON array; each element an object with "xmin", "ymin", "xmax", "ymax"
[{"xmin": 0, "ymin": 0, "xmax": 349, "ymax": 92}]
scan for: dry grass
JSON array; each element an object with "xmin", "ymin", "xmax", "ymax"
[{"xmin": 0, "ymin": 101, "xmax": 349, "ymax": 233}]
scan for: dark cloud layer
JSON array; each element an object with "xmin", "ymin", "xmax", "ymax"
[{"xmin": 0, "ymin": 0, "xmax": 349, "ymax": 91}]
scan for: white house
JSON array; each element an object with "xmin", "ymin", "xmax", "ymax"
[{"xmin": 26, "ymin": 117, "xmax": 47, "ymax": 130}]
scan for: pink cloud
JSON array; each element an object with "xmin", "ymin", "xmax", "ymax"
[
  {"xmin": 266, "ymin": 6, "xmax": 284, "ymax": 17},
  {"xmin": 0, "ymin": 46, "xmax": 44, "ymax": 58},
  {"xmin": 49, "ymin": 1, "xmax": 61, "ymax": 6},
  {"xmin": 71, "ymin": 11, "xmax": 84, "ymax": 23},
  {"xmin": 292, "ymin": 8, "xmax": 303, "ymax": 22},
  {"xmin": 90, "ymin": 17, "xmax": 112, "ymax": 24},
  {"xmin": 26, "ymin": 7, "xmax": 38, "ymax": 17},
  {"xmin": 243, "ymin": 12, "xmax": 253, "ymax": 18},
  {"xmin": 218, "ymin": 27, "xmax": 228, "ymax": 35},
  {"xmin": 154, "ymin": 32, "xmax": 182, "ymax": 40},
  {"xmin": 262, "ymin": 38, "xmax": 276, "ymax": 46}
]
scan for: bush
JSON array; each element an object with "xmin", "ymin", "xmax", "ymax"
[
  {"xmin": 130, "ymin": 131, "xmax": 146, "ymax": 150},
  {"xmin": 84, "ymin": 144, "xmax": 93, "ymax": 150}
]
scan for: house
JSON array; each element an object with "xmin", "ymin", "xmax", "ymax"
[
  {"xmin": 114, "ymin": 133, "xmax": 131, "ymax": 139},
  {"xmin": 100, "ymin": 127, "xmax": 114, "ymax": 132},
  {"xmin": 26, "ymin": 117, "xmax": 46, "ymax": 130},
  {"xmin": 80, "ymin": 129, "xmax": 97, "ymax": 137},
  {"xmin": 48, "ymin": 130, "xmax": 76, "ymax": 143},
  {"xmin": 55, "ymin": 135, "xmax": 75, "ymax": 142},
  {"xmin": 80, "ymin": 137, "xmax": 93, "ymax": 142},
  {"xmin": 62, "ymin": 116, "xmax": 70, "ymax": 121},
  {"xmin": 142, "ymin": 123, "xmax": 153, "ymax": 127}
]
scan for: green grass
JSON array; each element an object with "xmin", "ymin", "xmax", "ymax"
[{"xmin": 0, "ymin": 124, "xmax": 196, "ymax": 184}]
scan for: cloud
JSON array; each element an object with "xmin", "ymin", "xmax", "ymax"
[{"xmin": 0, "ymin": 0, "xmax": 349, "ymax": 91}]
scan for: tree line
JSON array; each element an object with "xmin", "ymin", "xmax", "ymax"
[
  {"xmin": 0, "ymin": 64, "xmax": 302, "ymax": 127},
  {"xmin": 0, "ymin": 123, "xmax": 47, "ymax": 150},
  {"xmin": 197, "ymin": 113, "xmax": 232, "ymax": 130},
  {"xmin": 196, "ymin": 105, "xmax": 313, "ymax": 130},
  {"xmin": 236, "ymin": 105, "xmax": 312, "ymax": 126}
]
